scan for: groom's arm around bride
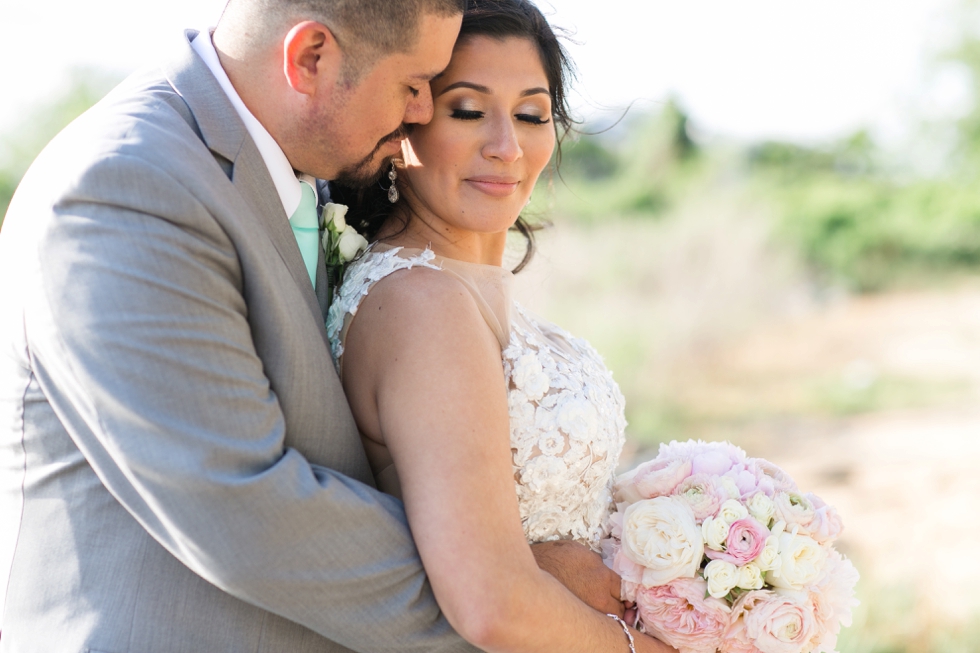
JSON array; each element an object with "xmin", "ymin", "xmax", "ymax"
[{"xmin": 0, "ymin": 1, "xmax": 485, "ymax": 651}]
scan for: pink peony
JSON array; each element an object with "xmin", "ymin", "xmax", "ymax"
[
  {"xmin": 804, "ymin": 493, "xmax": 844, "ymax": 544},
  {"xmin": 658, "ymin": 440, "xmax": 748, "ymax": 477},
  {"xmin": 725, "ymin": 464, "xmax": 764, "ymax": 498},
  {"xmin": 724, "ymin": 590, "xmax": 819, "ymax": 653},
  {"xmin": 705, "ymin": 518, "xmax": 770, "ymax": 566},
  {"xmin": 615, "ymin": 457, "xmax": 693, "ymax": 502},
  {"xmin": 672, "ymin": 474, "xmax": 728, "ymax": 522},
  {"xmin": 635, "ymin": 577, "xmax": 731, "ymax": 653}
]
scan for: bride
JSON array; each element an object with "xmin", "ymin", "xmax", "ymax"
[{"xmin": 328, "ymin": 1, "xmax": 674, "ymax": 651}]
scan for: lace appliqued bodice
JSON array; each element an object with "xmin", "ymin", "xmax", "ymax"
[{"xmin": 327, "ymin": 246, "xmax": 626, "ymax": 551}]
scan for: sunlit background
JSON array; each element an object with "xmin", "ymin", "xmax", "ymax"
[{"xmin": 2, "ymin": 1, "xmax": 979, "ymax": 650}]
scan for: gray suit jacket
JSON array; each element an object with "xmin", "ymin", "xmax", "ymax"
[{"xmin": 0, "ymin": 31, "xmax": 479, "ymax": 653}]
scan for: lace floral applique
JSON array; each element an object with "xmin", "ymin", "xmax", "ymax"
[{"xmin": 504, "ymin": 304, "xmax": 626, "ymax": 551}]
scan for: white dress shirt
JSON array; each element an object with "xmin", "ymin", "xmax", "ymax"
[{"xmin": 191, "ymin": 29, "xmax": 317, "ymax": 219}]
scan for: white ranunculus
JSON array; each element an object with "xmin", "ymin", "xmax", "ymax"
[
  {"xmin": 337, "ymin": 226, "xmax": 368, "ymax": 262},
  {"xmin": 755, "ymin": 535, "xmax": 782, "ymax": 573},
  {"xmin": 704, "ymin": 559, "xmax": 739, "ymax": 598},
  {"xmin": 621, "ymin": 496, "xmax": 704, "ymax": 586},
  {"xmin": 701, "ymin": 515, "xmax": 730, "ymax": 551},
  {"xmin": 718, "ymin": 499, "xmax": 749, "ymax": 524},
  {"xmin": 737, "ymin": 563, "xmax": 765, "ymax": 590},
  {"xmin": 746, "ymin": 493, "xmax": 775, "ymax": 525},
  {"xmin": 322, "ymin": 202, "xmax": 348, "ymax": 231},
  {"xmin": 766, "ymin": 532, "xmax": 827, "ymax": 590}
]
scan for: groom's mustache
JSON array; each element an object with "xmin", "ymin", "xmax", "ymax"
[{"xmin": 375, "ymin": 123, "xmax": 413, "ymax": 152}]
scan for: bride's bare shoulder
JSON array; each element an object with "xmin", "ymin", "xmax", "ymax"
[{"xmin": 345, "ymin": 264, "xmax": 497, "ymax": 361}]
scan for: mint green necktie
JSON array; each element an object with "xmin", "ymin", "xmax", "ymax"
[{"xmin": 290, "ymin": 181, "xmax": 319, "ymax": 289}]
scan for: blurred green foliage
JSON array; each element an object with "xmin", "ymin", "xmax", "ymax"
[
  {"xmin": 539, "ymin": 13, "xmax": 980, "ymax": 293},
  {"xmin": 0, "ymin": 69, "xmax": 119, "ymax": 228}
]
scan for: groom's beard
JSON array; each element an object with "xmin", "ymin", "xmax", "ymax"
[{"xmin": 334, "ymin": 125, "xmax": 411, "ymax": 188}]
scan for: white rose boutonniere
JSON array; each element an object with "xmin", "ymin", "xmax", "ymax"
[{"xmin": 321, "ymin": 203, "xmax": 368, "ymax": 303}]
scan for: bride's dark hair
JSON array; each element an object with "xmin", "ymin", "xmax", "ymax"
[{"xmin": 328, "ymin": 0, "xmax": 576, "ymax": 273}]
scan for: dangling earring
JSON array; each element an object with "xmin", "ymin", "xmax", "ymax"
[{"xmin": 387, "ymin": 162, "xmax": 399, "ymax": 203}]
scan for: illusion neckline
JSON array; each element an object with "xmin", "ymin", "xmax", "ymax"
[{"xmin": 369, "ymin": 242, "xmax": 515, "ymax": 278}]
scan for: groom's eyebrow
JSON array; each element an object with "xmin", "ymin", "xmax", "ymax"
[{"xmin": 437, "ymin": 81, "xmax": 550, "ymax": 97}]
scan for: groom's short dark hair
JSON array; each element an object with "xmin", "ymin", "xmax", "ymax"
[{"xmin": 240, "ymin": 0, "xmax": 466, "ymax": 81}]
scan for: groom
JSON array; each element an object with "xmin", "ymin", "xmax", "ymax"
[{"xmin": 0, "ymin": 0, "xmax": 627, "ymax": 650}]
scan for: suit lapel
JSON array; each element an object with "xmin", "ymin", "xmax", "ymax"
[{"xmin": 163, "ymin": 31, "xmax": 325, "ymax": 331}]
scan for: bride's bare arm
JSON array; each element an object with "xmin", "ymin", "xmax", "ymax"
[{"xmin": 342, "ymin": 269, "xmax": 673, "ymax": 653}]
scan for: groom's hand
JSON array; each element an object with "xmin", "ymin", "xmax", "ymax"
[{"xmin": 530, "ymin": 540, "xmax": 625, "ymax": 617}]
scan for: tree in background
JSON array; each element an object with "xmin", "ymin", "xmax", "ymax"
[{"xmin": 0, "ymin": 69, "xmax": 119, "ymax": 228}]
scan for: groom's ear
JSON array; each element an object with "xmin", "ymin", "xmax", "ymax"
[{"xmin": 282, "ymin": 21, "xmax": 343, "ymax": 97}]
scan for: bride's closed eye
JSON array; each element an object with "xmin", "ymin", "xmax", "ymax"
[
  {"xmin": 516, "ymin": 113, "xmax": 550, "ymax": 125},
  {"xmin": 449, "ymin": 108, "xmax": 551, "ymax": 125}
]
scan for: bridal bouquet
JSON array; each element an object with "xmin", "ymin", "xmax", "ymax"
[{"xmin": 601, "ymin": 440, "xmax": 858, "ymax": 653}]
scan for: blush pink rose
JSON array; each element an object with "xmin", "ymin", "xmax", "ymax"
[
  {"xmin": 723, "ymin": 590, "xmax": 819, "ymax": 653},
  {"xmin": 672, "ymin": 474, "xmax": 728, "ymax": 522},
  {"xmin": 774, "ymin": 492, "xmax": 815, "ymax": 530},
  {"xmin": 635, "ymin": 577, "xmax": 731, "ymax": 653},
  {"xmin": 806, "ymin": 549, "xmax": 860, "ymax": 652},
  {"xmin": 616, "ymin": 458, "xmax": 693, "ymax": 502},
  {"xmin": 706, "ymin": 518, "xmax": 770, "ymax": 566},
  {"xmin": 804, "ymin": 493, "xmax": 844, "ymax": 544}
]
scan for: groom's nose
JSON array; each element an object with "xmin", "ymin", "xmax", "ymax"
[{"xmin": 403, "ymin": 84, "xmax": 435, "ymax": 125}]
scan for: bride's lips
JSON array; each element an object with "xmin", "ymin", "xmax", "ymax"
[{"xmin": 464, "ymin": 176, "xmax": 520, "ymax": 197}]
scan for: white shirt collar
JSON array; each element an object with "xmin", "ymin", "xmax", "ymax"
[{"xmin": 191, "ymin": 29, "xmax": 315, "ymax": 219}]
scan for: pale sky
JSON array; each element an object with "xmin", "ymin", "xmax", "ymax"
[{"xmin": 0, "ymin": 0, "xmax": 961, "ymax": 143}]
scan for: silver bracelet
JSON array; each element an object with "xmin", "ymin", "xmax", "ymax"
[{"xmin": 606, "ymin": 613, "xmax": 636, "ymax": 653}]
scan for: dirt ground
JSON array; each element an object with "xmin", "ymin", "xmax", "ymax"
[{"xmin": 643, "ymin": 286, "xmax": 980, "ymax": 625}]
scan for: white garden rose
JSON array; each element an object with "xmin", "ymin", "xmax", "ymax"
[
  {"xmin": 701, "ymin": 515, "xmax": 730, "ymax": 551},
  {"xmin": 704, "ymin": 559, "xmax": 739, "ymax": 598},
  {"xmin": 746, "ymin": 493, "xmax": 775, "ymax": 525},
  {"xmin": 718, "ymin": 499, "xmax": 749, "ymax": 524},
  {"xmin": 337, "ymin": 226, "xmax": 368, "ymax": 262},
  {"xmin": 755, "ymin": 535, "xmax": 782, "ymax": 573},
  {"xmin": 766, "ymin": 532, "xmax": 827, "ymax": 590},
  {"xmin": 737, "ymin": 563, "xmax": 765, "ymax": 590},
  {"xmin": 322, "ymin": 202, "xmax": 348, "ymax": 231},
  {"xmin": 621, "ymin": 496, "xmax": 704, "ymax": 586}
]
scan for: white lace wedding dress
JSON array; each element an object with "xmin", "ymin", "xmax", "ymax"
[{"xmin": 327, "ymin": 244, "xmax": 626, "ymax": 551}]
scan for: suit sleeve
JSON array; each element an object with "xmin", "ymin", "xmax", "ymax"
[{"xmin": 26, "ymin": 152, "xmax": 481, "ymax": 653}]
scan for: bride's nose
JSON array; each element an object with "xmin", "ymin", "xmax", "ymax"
[{"xmin": 481, "ymin": 115, "xmax": 523, "ymax": 163}]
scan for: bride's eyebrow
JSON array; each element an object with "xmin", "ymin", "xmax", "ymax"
[
  {"xmin": 438, "ymin": 81, "xmax": 492, "ymax": 96},
  {"xmin": 437, "ymin": 81, "xmax": 550, "ymax": 98}
]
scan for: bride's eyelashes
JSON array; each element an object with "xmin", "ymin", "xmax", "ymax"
[
  {"xmin": 516, "ymin": 113, "xmax": 551, "ymax": 125},
  {"xmin": 449, "ymin": 108, "xmax": 552, "ymax": 125},
  {"xmin": 451, "ymin": 109, "xmax": 484, "ymax": 121}
]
